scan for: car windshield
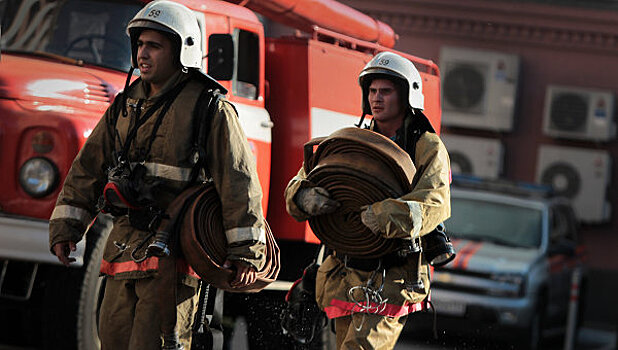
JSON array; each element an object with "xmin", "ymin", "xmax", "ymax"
[
  {"xmin": 0, "ymin": 0, "xmax": 141, "ymax": 71},
  {"xmin": 445, "ymin": 197, "xmax": 543, "ymax": 249}
]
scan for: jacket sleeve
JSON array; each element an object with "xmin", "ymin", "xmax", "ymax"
[
  {"xmin": 205, "ymin": 99, "xmax": 266, "ymax": 270},
  {"xmin": 368, "ymin": 132, "xmax": 451, "ymax": 239},
  {"xmin": 48, "ymin": 107, "xmax": 116, "ymax": 251},
  {"xmin": 283, "ymin": 166, "xmax": 316, "ymax": 222}
]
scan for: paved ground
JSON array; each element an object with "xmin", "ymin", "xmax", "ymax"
[
  {"xmin": 224, "ymin": 317, "xmax": 616, "ymax": 350},
  {"xmin": 394, "ymin": 326, "xmax": 616, "ymax": 350}
]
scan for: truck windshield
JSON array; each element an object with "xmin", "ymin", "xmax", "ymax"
[
  {"xmin": 445, "ymin": 197, "xmax": 543, "ymax": 249},
  {"xmin": 0, "ymin": 0, "xmax": 140, "ymax": 71}
]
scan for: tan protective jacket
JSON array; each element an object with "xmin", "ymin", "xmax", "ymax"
[
  {"xmin": 49, "ymin": 71, "xmax": 266, "ymax": 280},
  {"xmin": 285, "ymin": 121, "xmax": 450, "ymax": 317}
]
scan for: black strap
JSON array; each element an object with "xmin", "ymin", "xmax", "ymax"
[
  {"xmin": 187, "ymin": 88, "xmax": 224, "ymax": 185},
  {"xmin": 208, "ymin": 287, "xmax": 224, "ymax": 348},
  {"xmin": 118, "ymin": 79, "xmax": 189, "ymax": 163},
  {"xmin": 142, "ymin": 81, "xmax": 188, "ymax": 160},
  {"xmin": 193, "ymin": 282, "xmax": 209, "ymax": 334},
  {"xmin": 190, "ymin": 284, "xmax": 224, "ymax": 350},
  {"xmin": 108, "ymin": 69, "xmax": 139, "ymax": 157}
]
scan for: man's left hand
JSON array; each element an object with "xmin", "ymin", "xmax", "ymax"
[{"xmin": 223, "ymin": 259, "xmax": 257, "ymax": 288}]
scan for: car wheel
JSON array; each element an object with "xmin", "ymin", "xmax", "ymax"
[
  {"xmin": 527, "ymin": 311, "xmax": 542, "ymax": 350},
  {"xmin": 517, "ymin": 304, "xmax": 545, "ymax": 350},
  {"xmin": 77, "ymin": 215, "xmax": 112, "ymax": 350}
]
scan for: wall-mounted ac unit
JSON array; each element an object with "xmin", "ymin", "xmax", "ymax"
[
  {"xmin": 439, "ymin": 46, "xmax": 520, "ymax": 132},
  {"xmin": 536, "ymin": 145, "xmax": 612, "ymax": 223},
  {"xmin": 542, "ymin": 85, "xmax": 616, "ymax": 141},
  {"xmin": 441, "ymin": 134, "xmax": 504, "ymax": 179}
]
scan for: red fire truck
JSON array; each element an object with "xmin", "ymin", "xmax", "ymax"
[{"xmin": 0, "ymin": 0, "xmax": 441, "ymax": 348}]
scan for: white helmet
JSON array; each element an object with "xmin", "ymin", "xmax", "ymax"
[
  {"xmin": 358, "ymin": 51, "xmax": 424, "ymax": 115},
  {"xmin": 126, "ymin": 0, "xmax": 202, "ymax": 70}
]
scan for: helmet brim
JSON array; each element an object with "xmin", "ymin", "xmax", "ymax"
[
  {"xmin": 359, "ymin": 67, "xmax": 406, "ymax": 86},
  {"xmin": 126, "ymin": 19, "xmax": 176, "ymax": 37}
]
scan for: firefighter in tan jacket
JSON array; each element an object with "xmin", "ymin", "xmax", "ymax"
[
  {"xmin": 285, "ymin": 52, "xmax": 451, "ymax": 349},
  {"xmin": 49, "ymin": 2, "xmax": 265, "ymax": 349}
]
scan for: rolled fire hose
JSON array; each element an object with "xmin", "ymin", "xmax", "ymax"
[
  {"xmin": 164, "ymin": 182, "xmax": 280, "ymax": 293},
  {"xmin": 303, "ymin": 127, "xmax": 416, "ymax": 258}
]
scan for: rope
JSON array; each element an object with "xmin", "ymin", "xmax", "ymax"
[{"xmin": 303, "ymin": 127, "xmax": 416, "ymax": 258}]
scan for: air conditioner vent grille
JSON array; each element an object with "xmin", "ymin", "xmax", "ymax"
[
  {"xmin": 549, "ymin": 93, "xmax": 588, "ymax": 132},
  {"xmin": 443, "ymin": 64, "xmax": 486, "ymax": 112}
]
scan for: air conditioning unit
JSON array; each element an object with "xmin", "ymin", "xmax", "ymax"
[
  {"xmin": 536, "ymin": 145, "xmax": 612, "ymax": 223},
  {"xmin": 441, "ymin": 134, "xmax": 504, "ymax": 179},
  {"xmin": 542, "ymin": 85, "xmax": 616, "ymax": 141},
  {"xmin": 439, "ymin": 46, "xmax": 520, "ymax": 132}
]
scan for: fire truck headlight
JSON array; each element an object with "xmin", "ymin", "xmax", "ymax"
[{"xmin": 19, "ymin": 157, "xmax": 59, "ymax": 198}]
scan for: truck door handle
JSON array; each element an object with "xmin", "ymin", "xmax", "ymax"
[{"xmin": 260, "ymin": 121, "xmax": 274, "ymax": 129}]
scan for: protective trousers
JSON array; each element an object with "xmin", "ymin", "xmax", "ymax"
[
  {"xmin": 334, "ymin": 314, "xmax": 407, "ymax": 350},
  {"xmin": 98, "ymin": 277, "xmax": 199, "ymax": 350}
]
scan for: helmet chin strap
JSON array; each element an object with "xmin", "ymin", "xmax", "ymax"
[{"xmin": 355, "ymin": 113, "xmax": 367, "ymax": 128}]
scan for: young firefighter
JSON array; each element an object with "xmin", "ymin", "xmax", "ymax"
[
  {"xmin": 49, "ymin": 1, "xmax": 266, "ymax": 349},
  {"xmin": 284, "ymin": 51, "xmax": 451, "ymax": 349}
]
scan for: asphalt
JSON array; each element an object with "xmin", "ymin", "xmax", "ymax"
[{"xmin": 393, "ymin": 326, "xmax": 617, "ymax": 350}]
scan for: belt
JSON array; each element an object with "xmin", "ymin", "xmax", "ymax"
[
  {"xmin": 335, "ymin": 249, "xmax": 413, "ymax": 272},
  {"xmin": 303, "ymin": 127, "xmax": 417, "ymax": 259},
  {"xmin": 160, "ymin": 183, "xmax": 280, "ymax": 293}
]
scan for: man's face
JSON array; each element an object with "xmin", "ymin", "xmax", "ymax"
[
  {"xmin": 136, "ymin": 29, "xmax": 178, "ymax": 90},
  {"xmin": 368, "ymin": 78, "xmax": 404, "ymax": 123}
]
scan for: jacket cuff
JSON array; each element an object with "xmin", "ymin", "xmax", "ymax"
[
  {"xmin": 285, "ymin": 177, "xmax": 315, "ymax": 221},
  {"xmin": 226, "ymin": 241, "xmax": 267, "ymax": 270},
  {"xmin": 48, "ymin": 219, "xmax": 86, "ymax": 254},
  {"xmin": 371, "ymin": 198, "xmax": 417, "ymax": 239}
]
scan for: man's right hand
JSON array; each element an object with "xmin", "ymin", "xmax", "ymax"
[
  {"xmin": 295, "ymin": 187, "xmax": 340, "ymax": 216},
  {"xmin": 52, "ymin": 241, "xmax": 77, "ymax": 267}
]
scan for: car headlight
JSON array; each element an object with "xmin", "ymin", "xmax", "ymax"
[
  {"xmin": 489, "ymin": 273, "xmax": 526, "ymax": 297},
  {"xmin": 19, "ymin": 157, "xmax": 59, "ymax": 198}
]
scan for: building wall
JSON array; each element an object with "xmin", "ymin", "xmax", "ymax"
[{"xmin": 342, "ymin": 0, "xmax": 618, "ymax": 270}]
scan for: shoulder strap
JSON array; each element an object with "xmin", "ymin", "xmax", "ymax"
[
  {"xmin": 107, "ymin": 78, "xmax": 143, "ymax": 165},
  {"xmin": 405, "ymin": 110, "xmax": 435, "ymax": 164},
  {"xmin": 188, "ymin": 87, "xmax": 225, "ymax": 184}
]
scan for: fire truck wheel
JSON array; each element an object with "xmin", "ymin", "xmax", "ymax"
[{"xmin": 76, "ymin": 214, "xmax": 112, "ymax": 350}]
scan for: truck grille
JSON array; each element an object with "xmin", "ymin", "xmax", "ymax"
[
  {"xmin": 0, "ymin": 260, "xmax": 38, "ymax": 301},
  {"xmin": 433, "ymin": 268, "xmax": 524, "ymax": 298}
]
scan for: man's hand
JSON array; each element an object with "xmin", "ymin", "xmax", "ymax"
[
  {"xmin": 295, "ymin": 187, "xmax": 340, "ymax": 216},
  {"xmin": 360, "ymin": 205, "xmax": 382, "ymax": 234},
  {"xmin": 223, "ymin": 259, "xmax": 257, "ymax": 288},
  {"xmin": 52, "ymin": 241, "xmax": 77, "ymax": 267}
]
